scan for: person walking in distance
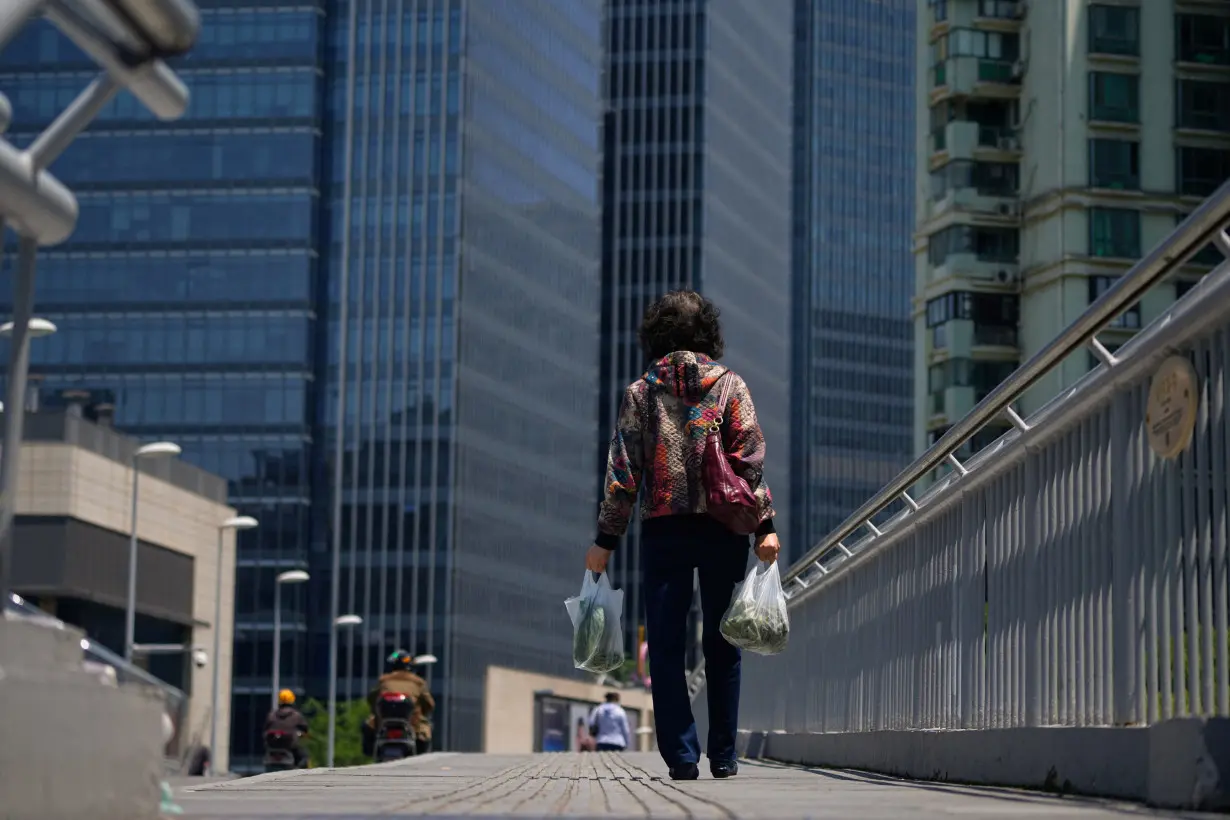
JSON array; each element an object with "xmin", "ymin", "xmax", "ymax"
[
  {"xmin": 576, "ymin": 718, "xmax": 597, "ymax": 752},
  {"xmin": 588, "ymin": 692, "xmax": 632, "ymax": 753},
  {"xmin": 586, "ymin": 290, "xmax": 781, "ymax": 781}
]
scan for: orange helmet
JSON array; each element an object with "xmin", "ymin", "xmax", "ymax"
[{"xmin": 278, "ymin": 689, "xmax": 295, "ymax": 705}]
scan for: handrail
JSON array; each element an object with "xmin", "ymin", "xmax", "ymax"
[{"xmin": 783, "ymin": 180, "xmax": 1230, "ymax": 591}]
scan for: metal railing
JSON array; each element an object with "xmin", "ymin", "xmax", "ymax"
[
  {"xmin": 739, "ymin": 180, "xmax": 1230, "ymax": 735},
  {"xmin": 5, "ymin": 592, "xmax": 190, "ymax": 759}
]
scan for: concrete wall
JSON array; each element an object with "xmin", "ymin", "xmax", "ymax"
[
  {"xmin": 482, "ymin": 666, "xmax": 654, "ymax": 754},
  {"xmin": 12, "ymin": 441, "xmax": 237, "ymax": 772}
]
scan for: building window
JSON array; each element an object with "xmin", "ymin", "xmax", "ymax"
[
  {"xmin": 929, "ymin": 359, "xmax": 1017, "ymax": 414},
  {"xmin": 933, "ymin": 28, "xmax": 1020, "ymax": 83},
  {"xmin": 1089, "ymin": 5, "xmax": 1140, "ymax": 56},
  {"xmin": 1176, "ymin": 14, "xmax": 1230, "ymax": 66},
  {"xmin": 1089, "ymin": 139, "xmax": 1139, "ymax": 190},
  {"xmin": 1176, "ymin": 79, "xmax": 1230, "ymax": 132},
  {"xmin": 932, "ymin": 323, "xmax": 948, "ymax": 351},
  {"xmin": 1176, "ymin": 146, "xmax": 1230, "ymax": 197},
  {"xmin": 1088, "ymin": 276, "xmax": 1142, "ymax": 329},
  {"xmin": 928, "ymin": 224, "xmax": 1019, "ymax": 266},
  {"xmin": 1088, "ymin": 208, "xmax": 1141, "ymax": 259},
  {"xmin": 930, "ymin": 0, "xmax": 948, "ymax": 23},
  {"xmin": 930, "ymin": 160, "xmax": 1019, "ymax": 200},
  {"xmin": 936, "ymin": 29, "xmax": 1020, "ymax": 61},
  {"xmin": 925, "ymin": 291, "xmax": 1020, "ymax": 347},
  {"xmin": 1089, "ymin": 72, "xmax": 1139, "ymax": 123},
  {"xmin": 1176, "ymin": 214, "xmax": 1226, "ymax": 266},
  {"xmin": 978, "ymin": 1, "xmax": 1020, "ymax": 20}
]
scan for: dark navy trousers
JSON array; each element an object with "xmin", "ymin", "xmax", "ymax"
[{"xmin": 641, "ymin": 514, "xmax": 750, "ymax": 768}]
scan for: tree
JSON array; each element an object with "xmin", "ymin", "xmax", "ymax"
[{"xmin": 302, "ymin": 697, "xmax": 370, "ymax": 768}]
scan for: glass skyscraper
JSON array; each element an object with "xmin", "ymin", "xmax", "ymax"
[
  {"xmin": 323, "ymin": 0, "xmax": 602, "ymax": 752},
  {"xmin": 1, "ymin": 0, "xmax": 602, "ymax": 765},
  {"xmin": 790, "ymin": 0, "xmax": 916, "ymax": 559},
  {"xmin": 0, "ymin": 4, "xmax": 321, "ymax": 770},
  {"xmin": 599, "ymin": 0, "xmax": 793, "ymax": 648}
]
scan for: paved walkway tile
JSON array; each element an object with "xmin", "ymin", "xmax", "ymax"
[{"xmin": 176, "ymin": 753, "xmax": 1212, "ymax": 819}]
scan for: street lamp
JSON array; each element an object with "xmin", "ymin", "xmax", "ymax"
[
  {"xmin": 324, "ymin": 613, "xmax": 363, "ymax": 767},
  {"xmin": 209, "ymin": 515, "xmax": 257, "ymax": 774},
  {"xmin": 0, "ymin": 317, "xmax": 58, "ymax": 606},
  {"xmin": 271, "ymin": 569, "xmax": 309, "ymax": 708},
  {"xmin": 124, "ymin": 440, "xmax": 181, "ymax": 662},
  {"xmin": 0, "ymin": 317, "xmax": 57, "ymax": 337}
]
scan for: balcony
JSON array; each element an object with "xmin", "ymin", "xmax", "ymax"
[
  {"xmin": 930, "ymin": 253, "xmax": 1019, "ymax": 285},
  {"xmin": 930, "ymin": 160, "xmax": 1020, "ymax": 218},
  {"xmin": 931, "ymin": 121, "xmax": 1021, "ymax": 159},
  {"xmin": 932, "ymin": 56, "xmax": 1021, "ymax": 97}
]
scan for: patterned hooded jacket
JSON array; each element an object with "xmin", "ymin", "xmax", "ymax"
[{"xmin": 595, "ymin": 351, "xmax": 775, "ymax": 549}]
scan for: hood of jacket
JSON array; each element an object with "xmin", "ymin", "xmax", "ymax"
[{"xmin": 644, "ymin": 351, "xmax": 728, "ymax": 404}]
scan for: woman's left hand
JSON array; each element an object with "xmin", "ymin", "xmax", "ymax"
[{"xmin": 586, "ymin": 545, "xmax": 612, "ymax": 574}]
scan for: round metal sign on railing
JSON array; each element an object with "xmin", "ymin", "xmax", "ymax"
[{"xmin": 1146, "ymin": 354, "xmax": 1199, "ymax": 460}]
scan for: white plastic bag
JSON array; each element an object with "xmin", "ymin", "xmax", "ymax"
[
  {"xmin": 719, "ymin": 561, "xmax": 790, "ymax": 655},
  {"xmin": 565, "ymin": 572, "xmax": 626, "ymax": 673}
]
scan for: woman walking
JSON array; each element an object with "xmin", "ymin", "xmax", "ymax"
[{"xmin": 585, "ymin": 290, "xmax": 780, "ymax": 781}]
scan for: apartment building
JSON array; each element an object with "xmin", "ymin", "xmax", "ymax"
[{"xmin": 915, "ymin": 0, "xmax": 1230, "ymax": 455}]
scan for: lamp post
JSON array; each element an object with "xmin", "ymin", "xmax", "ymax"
[
  {"xmin": 326, "ymin": 613, "xmax": 362, "ymax": 768},
  {"xmin": 271, "ymin": 569, "xmax": 309, "ymax": 709},
  {"xmin": 123, "ymin": 440, "xmax": 181, "ymax": 663},
  {"xmin": 209, "ymin": 515, "xmax": 257, "ymax": 774},
  {"xmin": 0, "ymin": 316, "xmax": 55, "ymax": 605}
]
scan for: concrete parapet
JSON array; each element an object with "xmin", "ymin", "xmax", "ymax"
[
  {"xmin": 737, "ymin": 719, "xmax": 1230, "ymax": 811},
  {"xmin": 0, "ymin": 616, "xmax": 164, "ymax": 819}
]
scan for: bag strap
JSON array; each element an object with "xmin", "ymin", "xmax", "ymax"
[{"xmin": 712, "ymin": 371, "xmax": 734, "ymax": 431}]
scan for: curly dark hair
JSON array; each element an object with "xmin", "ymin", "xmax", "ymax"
[{"xmin": 637, "ymin": 290, "xmax": 725, "ymax": 361}]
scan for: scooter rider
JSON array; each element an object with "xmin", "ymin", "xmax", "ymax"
[
  {"xmin": 264, "ymin": 689, "xmax": 309, "ymax": 768},
  {"xmin": 364, "ymin": 650, "xmax": 435, "ymax": 755}
]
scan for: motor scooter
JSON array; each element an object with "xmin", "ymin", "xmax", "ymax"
[
  {"xmin": 372, "ymin": 692, "xmax": 417, "ymax": 762},
  {"xmin": 262, "ymin": 730, "xmax": 303, "ymax": 772}
]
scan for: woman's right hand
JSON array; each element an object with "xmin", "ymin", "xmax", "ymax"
[{"xmin": 754, "ymin": 532, "xmax": 780, "ymax": 563}]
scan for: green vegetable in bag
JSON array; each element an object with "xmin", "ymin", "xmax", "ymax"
[
  {"xmin": 719, "ymin": 561, "xmax": 790, "ymax": 655},
  {"xmin": 566, "ymin": 571, "xmax": 626, "ymax": 673}
]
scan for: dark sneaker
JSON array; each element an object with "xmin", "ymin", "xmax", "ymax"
[
  {"xmin": 711, "ymin": 761, "xmax": 739, "ymax": 779},
  {"xmin": 669, "ymin": 763, "xmax": 700, "ymax": 781}
]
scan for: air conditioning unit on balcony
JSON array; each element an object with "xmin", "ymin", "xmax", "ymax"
[
  {"xmin": 997, "ymin": 201, "xmax": 1021, "ymax": 217},
  {"xmin": 998, "ymin": 135, "xmax": 1021, "ymax": 151},
  {"xmin": 995, "ymin": 269, "xmax": 1018, "ymax": 285},
  {"xmin": 1011, "ymin": 60, "xmax": 1026, "ymax": 79},
  {"xmin": 1013, "ymin": 1, "xmax": 1027, "ymax": 19}
]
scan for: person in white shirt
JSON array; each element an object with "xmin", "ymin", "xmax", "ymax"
[{"xmin": 588, "ymin": 692, "xmax": 632, "ymax": 752}]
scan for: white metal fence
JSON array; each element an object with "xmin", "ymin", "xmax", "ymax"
[{"xmin": 741, "ymin": 182, "xmax": 1230, "ymax": 740}]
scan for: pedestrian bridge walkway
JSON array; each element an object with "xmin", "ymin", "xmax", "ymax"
[{"xmin": 174, "ymin": 753, "xmax": 1192, "ymax": 819}]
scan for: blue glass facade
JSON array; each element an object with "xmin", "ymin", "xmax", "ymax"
[
  {"xmin": 1, "ymin": 0, "xmax": 602, "ymax": 764},
  {"xmin": 790, "ymin": 0, "xmax": 916, "ymax": 560},
  {"xmin": 599, "ymin": 0, "xmax": 792, "ymax": 649},
  {"xmin": 0, "ymin": 3, "xmax": 321, "ymax": 770},
  {"xmin": 323, "ymin": 0, "xmax": 603, "ymax": 752}
]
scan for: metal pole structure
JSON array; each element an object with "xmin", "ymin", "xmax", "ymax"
[
  {"xmin": 327, "ymin": 0, "xmax": 361, "ymax": 770},
  {"xmin": 209, "ymin": 525, "xmax": 224, "ymax": 770},
  {"xmin": 124, "ymin": 456, "xmax": 141, "ymax": 662},
  {"xmin": 27, "ymin": 76, "xmax": 120, "ymax": 168},
  {"xmin": 272, "ymin": 579, "xmax": 282, "ymax": 711},
  {"xmin": 0, "ymin": 0, "xmax": 44, "ymax": 53},
  {"xmin": 0, "ymin": 236, "xmax": 39, "ymax": 605}
]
